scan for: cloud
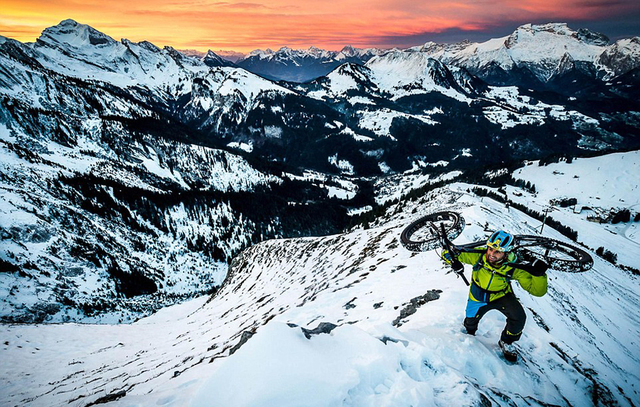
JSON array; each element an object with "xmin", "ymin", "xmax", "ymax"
[
  {"xmin": 0, "ymin": 23, "xmax": 43, "ymax": 38},
  {"xmin": 574, "ymin": 0, "xmax": 630, "ymax": 7},
  {"xmin": 1, "ymin": 0, "xmax": 639, "ymax": 51}
]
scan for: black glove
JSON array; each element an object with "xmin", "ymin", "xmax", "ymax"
[
  {"xmin": 452, "ymin": 259, "xmax": 464, "ymax": 273},
  {"xmin": 527, "ymin": 259, "xmax": 548, "ymax": 276}
]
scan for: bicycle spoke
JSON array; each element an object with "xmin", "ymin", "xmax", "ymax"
[
  {"xmin": 400, "ymin": 211, "xmax": 465, "ymax": 252},
  {"xmin": 515, "ymin": 235, "xmax": 593, "ymax": 272}
]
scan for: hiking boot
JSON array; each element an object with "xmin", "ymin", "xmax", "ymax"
[{"xmin": 498, "ymin": 340, "xmax": 518, "ymax": 362}]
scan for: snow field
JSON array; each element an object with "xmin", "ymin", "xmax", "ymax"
[
  {"xmin": 186, "ymin": 191, "xmax": 639, "ymax": 407},
  {"xmin": 511, "ymin": 150, "xmax": 640, "ymax": 266},
  {"xmin": 2, "ymin": 153, "xmax": 640, "ymax": 407}
]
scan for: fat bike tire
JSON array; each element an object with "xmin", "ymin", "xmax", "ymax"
[
  {"xmin": 400, "ymin": 211, "xmax": 465, "ymax": 252},
  {"xmin": 514, "ymin": 235, "xmax": 593, "ymax": 272}
]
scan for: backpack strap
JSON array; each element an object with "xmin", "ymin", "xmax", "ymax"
[{"xmin": 473, "ymin": 255, "xmax": 485, "ymax": 272}]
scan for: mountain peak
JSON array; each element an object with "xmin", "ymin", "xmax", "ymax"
[
  {"xmin": 203, "ymin": 49, "xmax": 236, "ymax": 67},
  {"xmin": 278, "ymin": 46, "xmax": 294, "ymax": 54},
  {"xmin": 506, "ymin": 23, "xmax": 609, "ymax": 48},
  {"xmin": 515, "ymin": 22, "xmax": 571, "ymax": 34},
  {"xmin": 247, "ymin": 48, "xmax": 275, "ymax": 59},
  {"xmin": 340, "ymin": 45, "xmax": 357, "ymax": 56},
  {"xmin": 37, "ymin": 19, "xmax": 116, "ymax": 48}
]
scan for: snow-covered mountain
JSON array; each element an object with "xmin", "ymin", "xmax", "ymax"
[
  {"xmin": 1, "ymin": 18, "xmax": 639, "ymax": 402},
  {"xmin": 30, "ymin": 19, "xmax": 208, "ymax": 92},
  {"xmin": 412, "ymin": 23, "xmax": 640, "ymax": 91},
  {"xmin": 234, "ymin": 23, "xmax": 640, "ymax": 94},
  {"xmin": 236, "ymin": 45, "xmax": 387, "ymax": 82},
  {"xmin": 1, "ymin": 151, "xmax": 638, "ymax": 406},
  {"xmin": 1, "ymin": 19, "xmax": 640, "ymax": 323},
  {"xmin": 0, "ymin": 21, "xmax": 358, "ymax": 323},
  {"xmin": 201, "ymin": 50, "xmax": 237, "ymax": 68},
  {"xmin": 179, "ymin": 49, "xmax": 246, "ymax": 63},
  {"xmin": 4, "ymin": 19, "xmax": 639, "ymax": 175}
]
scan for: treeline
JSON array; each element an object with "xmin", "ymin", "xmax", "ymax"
[
  {"xmin": 57, "ymin": 172, "xmax": 351, "ymax": 263},
  {"xmin": 596, "ymin": 247, "xmax": 617, "ymax": 264},
  {"xmin": 471, "ymin": 187, "xmax": 579, "ymax": 241},
  {"xmin": 350, "ymin": 175, "xmax": 459, "ymax": 229}
]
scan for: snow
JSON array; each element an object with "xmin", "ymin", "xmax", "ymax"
[
  {"xmin": 514, "ymin": 151, "xmax": 640, "ymax": 210},
  {"xmin": 327, "ymin": 185, "xmax": 357, "ymax": 200},
  {"xmin": 217, "ymin": 69, "xmax": 293, "ymax": 99},
  {"xmin": 502, "ymin": 23, "xmax": 604, "ymax": 65},
  {"xmin": 366, "ymin": 52, "xmax": 472, "ymax": 102},
  {"xmin": 325, "ymin": 69, "xmax": 360, "ymax": 94},
  {"xmin": 378, "ymin": 161, "xmax": 391, "ymax": 173},
  {"xmin": 429, "ymin": 160, "xmax": 448, "ymax": 167},
  {"xmin": 481, "ymin": 86, "xmax": 599, "ymax": 130},
  {"xmin": 374, "ymin": 170, "xmax": 462, "ymax": 205},
  {"xmin": 348, "ymin": 96, "xmax": 375, "ymax": 105},
  {"xmin": 428, "ymin": 23, "xmax": 609, "ymax": 82},
  {"xmin": 347, "ymin": 205, "xmax": 373, "ymax": 216},
  {"xmin": 511, "ymin": 151, "xmax": 640, "ymax": 267},
  {"xmin": 282, "ymin": 171, "xmax": 358, "ymax": 200},
  {"xmin": 2, "ymin": 170, "xmax": 640, "ymax": 406},
  {"xmin": 264, "ymin": 125, "xmax": 283, "ymax": 139},
  {"xmin": 192, "ymin": 323, "xmax": 400, "ymax": 407},
  {"xmin": 340, "ymin": 127, "xmax": 373, "ymax": 142},
  {"xmin": 328, "ymin": 154, "xmax": 355, "ymax": 175},
  {"xmin": 227, "ymin": 141, "xmax": 254, "ymax": 153},
  {"xmin": 2, "ymin": 19, "xmax": 640, "ymax": 407},
  {"xmin": 0, "ymin": 112, "xmax": 279, "ymax": 324},
  {"xmin": 358, "ymin": 108, "xmax": 437, "ymax": 139}
]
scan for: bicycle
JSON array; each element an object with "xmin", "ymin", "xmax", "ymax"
[{"xmin": 400, "ymin": 211, "xmax": 594, "ymax": 274}]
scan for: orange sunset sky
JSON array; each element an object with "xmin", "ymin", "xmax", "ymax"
[{"xmin": 1, "ymin": 0, "xmax": 640, "ymax": 53}]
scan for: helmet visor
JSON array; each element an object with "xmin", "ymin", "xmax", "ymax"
[
  {"xmin": 487, "ymin": 231, "xmax": 514, "ymax": 252},
  {"xmin": 487, "ymin": 241, "xmax": 508, "ymax": 252}
]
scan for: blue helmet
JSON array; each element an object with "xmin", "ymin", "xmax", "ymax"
[{"xmin": 487, "ymin": 230, "xmax": 515, "ymax": 252}]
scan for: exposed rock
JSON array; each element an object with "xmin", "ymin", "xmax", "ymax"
[
  {"xmin": 392, "ymin": 290, "xmax": 442, "ymax": 327},
  {"xmin": 300, "ymin": 322, "xmax": 338, "ymax": 339}
]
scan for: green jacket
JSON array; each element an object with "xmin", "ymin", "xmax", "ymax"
[{"xmin": 445, "ymin": 248, "xmax": 548, "ymax": 302}]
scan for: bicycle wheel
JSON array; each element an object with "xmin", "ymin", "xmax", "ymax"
[
  {"xmin": 514, "ymin": 235, "xmax": 593, "ymax": 272},
  {"xmin": 400, "ymin": 211, "xmax": 465, "ymax": 252}
]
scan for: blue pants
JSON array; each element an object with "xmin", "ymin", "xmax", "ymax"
[{"xmin": 464, "ymin": 292, "xmax": 526, "ymax": 344}]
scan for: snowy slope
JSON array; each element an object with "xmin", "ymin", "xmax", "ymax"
[
  {"xmin": 2, "ymin": 156, "xmax": 639, "ymax": 406},
  {"xmin": 511, "ymin": 151, "xmax": 640, "ymax": 268},
  {"xmin": 366, "ymin": 51, "xmax": 473, "ymax": 101},
  {"xmin": 0, "ymin": 117, "xmax": 280, "ymax": 323}
]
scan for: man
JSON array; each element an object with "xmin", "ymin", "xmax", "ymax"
[{"xmin": 443, "ymin": 230, "xmax": 548, "ymax": 362}]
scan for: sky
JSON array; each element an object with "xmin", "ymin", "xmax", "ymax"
[{"xmin": 1, "ymin": 0, "xmax": 640, "ymax": 53}]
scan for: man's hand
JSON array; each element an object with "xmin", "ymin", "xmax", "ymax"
[
  {"xmin": 443, "ymin": 250, "xmax": 454, "ymax": 262},
  {"xmin": 528, "ymin": 259, "xmax": 548, "ymax": 276},
  {"xmin": 443, "ymin": 250, "xmax": 463, "ymax": 271}
]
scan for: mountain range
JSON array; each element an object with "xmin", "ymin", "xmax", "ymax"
[
  {"xmin": 187, "ymin": 23, "xmax": 640, "ymax": 87},
  {"xmin": 1, "ymin": 19, "xmax": 639, "ymax": 323},
  {"xmin": 235, "ymin": 45, "xmax": 387, "ymax": 82}
]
